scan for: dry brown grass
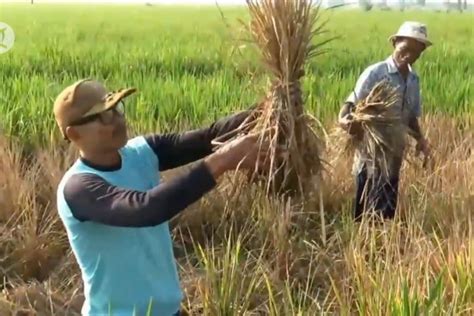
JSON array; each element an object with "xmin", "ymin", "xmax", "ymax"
[
  {"xmin": 0, "ymin": 138, "xmax": 81, "ymax": 316},
  {"xmin": 331, "ymin": 80, "xmax": 407, "ymax": 180},
  {"xmin": 0, "ymin": 115, "xmax": 472, "ymax": 315}
]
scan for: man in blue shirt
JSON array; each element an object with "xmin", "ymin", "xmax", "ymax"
[
  {"xmin": 338, "ymin": 21, "xmax": 432, "ymax": 220},
  {"xmin": 53, "ymin": 78, "xmax": 290, "ymax": 315}
]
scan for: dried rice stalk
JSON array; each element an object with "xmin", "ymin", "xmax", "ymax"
[
  {"xmin": 213, "ymin": 0, "xmax": 330, "ymax": 196},
  {"xmin": 333, "ymin": 80, "xmax": 407, "ymax": 179}
]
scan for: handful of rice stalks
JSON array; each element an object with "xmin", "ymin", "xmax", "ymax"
[
  {"xmin": 213, "ymin": 0, "xmax": 330, "ymax": 197},
  {"xmin": 333, "ymin": 80, "xmax": 407, "ymax": 179}
]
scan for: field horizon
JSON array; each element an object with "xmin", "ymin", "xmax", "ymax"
[{"xmin": 0, "ymin": 4, "xmax": 472, "ymax": 315}]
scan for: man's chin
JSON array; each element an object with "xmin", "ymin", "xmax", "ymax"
[
  {"xmin": 118, "ymin": 136, "xmax": 128, "ymax": 148},
  {"xmin": 113, "ymin": 133, "xmax": 128, "ymax": 149}
]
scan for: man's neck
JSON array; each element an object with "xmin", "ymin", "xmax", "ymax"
[{"xmin": 79, "ymin": 150, "xmax": 122, "ymax": 171}]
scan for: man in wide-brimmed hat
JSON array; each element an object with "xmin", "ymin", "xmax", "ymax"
[
  {"xmin": 338, "ymin": 21, "xmax": 432, "ymax": 220},
  {"xmin": 53, "ymin": 79, "xmax": 289, "ymax": 315}
]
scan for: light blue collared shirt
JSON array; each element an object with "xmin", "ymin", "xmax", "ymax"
[
  {"xmin": 346, "ymin": 55, "xmax": 422, "ymax": 122},
  {"xmin": 346, "ymin": 56, "xmax": 423, "ymax": 176}
]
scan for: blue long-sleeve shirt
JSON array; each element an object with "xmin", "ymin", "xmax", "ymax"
[{"xmin": 56, "ymin": 110, "xmax": 251, "ymax": 316}]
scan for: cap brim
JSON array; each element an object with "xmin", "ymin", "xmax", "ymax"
[
  {"xmin": 389, "ymin": 34, "xmax": 432, "ymax": 46},
  {"xmin": 83, "ymin": 87, "xmax": 137, "ymax": 117}
]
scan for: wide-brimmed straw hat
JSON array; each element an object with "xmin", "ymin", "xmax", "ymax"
[{"xmin": 389, "ymin": 21, "xmax": 432, "ymax": 47}]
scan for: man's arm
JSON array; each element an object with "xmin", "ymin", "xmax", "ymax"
[
  {"xmin": 409, "ymin": 77, "xmax": 424, "ymax": 141},
  {"xmin": 338, "ymin": 67, "xmax": 377, "ymax": 134},
  {"xmin": 344, "ymin": 66, "xmax": 378, "ymax": 109},
  {"xmin": 338, "ymin": 101, "xmax": 354, "ymax": 122},
  {"xmin": 63, "ymin": 161, "xmax": 218, "ymax": 227},
  {"xmin": 338, "ymin": 102, "xmax": 364, "ymax": 136},
  {"xmin": 409, "ymin": 115, "xmax": 431, "ymax": 159},
  {"xmin": 145, "ymin": 107, "xmax": 256, "ymax": 171},
  {"xmin": 408, "ymin": 116, "xmax": 423, "ymax": 141},
  {"xmin": 63, "ymin": 130, "xmax": 267, "ymax": 228}
]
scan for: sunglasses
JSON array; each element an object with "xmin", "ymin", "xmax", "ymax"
[{"xmin": 69, "ymin": 100, "xmax": 125, "ymax": 127}]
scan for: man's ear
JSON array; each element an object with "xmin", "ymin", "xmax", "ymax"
[
  {"xmin": 392, "ymin": 36, "xmax": 405, "ymax": 48},
  {"xmin": 391, "ymin": 37, "xmax": 398, "ymax": 48},
  {"xmin": 65, "ymin": 126, "xmax": 80, "ymax": 142}
]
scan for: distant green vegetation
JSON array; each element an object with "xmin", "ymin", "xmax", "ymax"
[{"xmin": 0, "ymin": 5, "xmax": 472, "ymax": 145}]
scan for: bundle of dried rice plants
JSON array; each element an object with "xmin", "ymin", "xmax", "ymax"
[
  {"xmin": 331, "ymin": 80, "xmax": 408, "ymax": 180},
  {"xmin": 213, "ymin": 0, "xmax": 330, "ymax": 197}
]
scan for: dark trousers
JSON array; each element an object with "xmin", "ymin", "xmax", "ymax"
[{"xmin": 354, "ymin": 165, "xmax": 400, "ymax": 220}]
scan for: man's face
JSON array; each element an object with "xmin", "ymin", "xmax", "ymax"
[
  {"xmin": 393, "ymin": 37, "xmax": 426, "ymax": 66},
  {"xmin": 66, "ymin": 101, "xmax": 128, "ymax": 152}
]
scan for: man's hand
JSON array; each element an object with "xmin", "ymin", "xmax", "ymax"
[
  {"xmin": 339, "ymin": 114, "xmax": 363, "ymax": 137},
  {"xmin": 415, "ymin": 137, "xmax": 432, "ymax": 169},
  {"xmin": 415, "ymin": 137, "xmax": 431, "ymax": 158},
  {"xmin": 338, "ymin": 102, "xmax": 363, "ymax": 137},
  {"xmin": 289, "ymin": 82, "xmax": 303, "ymax": 106},
  {"xmin": 271, "ymin": 81, "xmax": 303, "ymax": 106},
  {"xmin": 205, "ymin": 132, "xmax": 273, "ymax": 180}
]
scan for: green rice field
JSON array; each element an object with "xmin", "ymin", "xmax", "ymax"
[{"xmin": 0, "ymin": 5, "xmax": 472, "ymax": 145}]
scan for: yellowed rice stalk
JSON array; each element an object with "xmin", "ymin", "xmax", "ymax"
[
  {"xmin": 333, "ymin": 80, "xmax": 407, "ymax": 179},
  {"xmin": 213, "ymin": 0, "xmax": 330, "ymax": 196}
]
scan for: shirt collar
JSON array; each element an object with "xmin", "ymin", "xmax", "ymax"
[{"xmin": 79, "ymin": 155, "xmax": 122, "ymax": 172}]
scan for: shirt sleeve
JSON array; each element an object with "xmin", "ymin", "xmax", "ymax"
[
  {"xmin": 346, "ymin": 66, "xmax": 378, "ymax": 105},
  {"xmin": 62, "ymin": 161, "xmax": 216, "ymax": 227},
  {"xmin": 412, "ymin": 77, "xmax": 422, "ymax": 118},
  {"xmin": 144, "ymin": 108, "xmax": 255, "ymax": 171}
]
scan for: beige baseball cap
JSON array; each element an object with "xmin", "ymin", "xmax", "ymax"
[{"xmin": 53, "ymin": 79, "xmax": 136, "ymax": 137}]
